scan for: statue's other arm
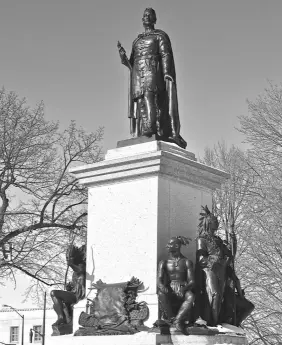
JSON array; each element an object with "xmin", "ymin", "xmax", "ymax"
[
  {"xmin": 185, "ymin": 259, "xmax": 195, "ymax": 292},
  {"xmin": 158, "ymin": 34, "xmax": 173, "ymax": 82},
  {"xmin": 157, "ymin": 260, "xmax": 169, "ymax": 294},
  {"xmin": 196, "ymin": 237, "xmax": 209, "ymax": 268}
]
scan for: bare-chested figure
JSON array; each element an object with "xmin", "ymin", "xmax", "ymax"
[
  {"xmin": 51, "ymin": 245, "xmax": 86, "ymax": 328},
  {"xmin": 157, "ymin": 236, "xmax": 195, "ymax": 332}
]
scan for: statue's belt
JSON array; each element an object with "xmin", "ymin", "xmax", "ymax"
[
  {"xmin": 170, "ymin": 280, "xmax": 187, "ymax": 286},
  {"xmin": 133, "ymin": 54, "xmax": 160, "ymax": 63}
]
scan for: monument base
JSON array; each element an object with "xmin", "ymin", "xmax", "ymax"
[
  {"xmin": 70, "ymin": 141, "xmax": 230, "ymax": 329},
  {"xmin": 45, "ymin": 330, "xmax": 247, "ymax": 345},
  {"xmin": 117, "ymin": 134, "xmax": 187, "ymax": 149}
]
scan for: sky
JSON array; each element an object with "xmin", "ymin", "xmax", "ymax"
[{"xmin": 1, "ymin": 0, "xmax": 282, "ymax": 307}]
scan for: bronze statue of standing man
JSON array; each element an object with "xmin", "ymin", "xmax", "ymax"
[{"xmin": 118, "ymin": 8, "xmax": 187, "ymax": 149}]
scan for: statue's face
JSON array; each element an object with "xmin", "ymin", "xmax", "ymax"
[
  {"xmin": 142, "ymin": 10, "xmax": 155, "ymax": 26},
  {"xmin": 206, "ymin": 216, "xmax": 218, "ymax": 235},
  {"xmin": 210, "ymin": 217, "xmax": 219, "ymax": 232},
  {"xmin": 166, "ymin": 238, "xmax": 181, "ymax": 252}
]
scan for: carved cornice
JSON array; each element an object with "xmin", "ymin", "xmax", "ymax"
[{"xmin": 70, "ymin": 142, "xmax": 229, "ymax": 190}]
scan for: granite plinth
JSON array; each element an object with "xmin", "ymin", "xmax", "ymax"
[{"xmin": 45, "ymin": 331, "xmax": 247, "ymax": 345}]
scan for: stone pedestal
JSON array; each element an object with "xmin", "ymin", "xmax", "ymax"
[
  {"xmin": 70, "ymin": 141, "xmax": 229, "ymax": 327},
  {"xmin": 45, "ymin": 330, "xmax": 247, "ymax": 345}
]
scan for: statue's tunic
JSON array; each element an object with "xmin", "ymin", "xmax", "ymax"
[
  {"xmin": 197, "ymin": 235, "xmax": 229, "ymax": 285},
  {"xmin": 129, "ymin": 30, "xmax": 174, "ymax": 100}
]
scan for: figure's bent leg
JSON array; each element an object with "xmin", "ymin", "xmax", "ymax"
[
  {"xmin": 174, "ymin": 291, "xmax": 195, "ymax": 331},
  {"xmin": 158, "ymin": 291, "xmax": 174, "ymax": 321},
  {"xmin": 51, "ymin": 290, "xmax": 77, "ymax": 325},
  {"xmin": 51, "ymin": 290, "xmax": 67, "ymax": 325}
]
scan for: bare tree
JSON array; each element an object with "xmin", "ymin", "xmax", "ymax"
[
  {"xmin": 201, "ymin": 142, "xmax": 254, "ymax": 258},
  {"xmin": 0, "ymin": 88, "xmax": 103, "ymax": 302},
  {"xmin": 202, "ymin": 81, "xmax": 282, "ymax": 344},
  {"xmin": 237, "ymin": 82, "xmax": 282, "ymax": 344}
]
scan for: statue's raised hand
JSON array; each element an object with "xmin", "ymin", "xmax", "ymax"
[{"xmin": 117, "ymin": 41, "xmax": 126, "ymax": 56}]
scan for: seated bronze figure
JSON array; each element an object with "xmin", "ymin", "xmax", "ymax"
[
  {"xmin": 50, "ymin": 244, "xmax": 86, "ymax": 335},
  {"xmin": 157, "ymin": 236, "xmax": 195, "ymax": 333}
]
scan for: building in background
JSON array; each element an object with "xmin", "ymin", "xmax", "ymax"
[{"xmin": 0, "ymin": 308, "xmax": 56, "ymax": 345}]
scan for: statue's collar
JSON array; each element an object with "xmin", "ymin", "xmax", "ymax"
[{"xmin": 138, "ymin": 30, "xmax": 157, "ymax": 38}]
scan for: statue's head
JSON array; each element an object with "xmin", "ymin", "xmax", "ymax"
[
  {"xmin": 166, "ymin": 236, "xmax": 191, "ymax": 253},
  {"xmin": 67, "ymin": 244, "xmax": 86, "ymax": 265},
  {"xmin": 142, "ymin": 8, "xmax": 157, "ymax": 26},
  {"xmin": 198, "ymin": 205, "xmax": 219, "ymax": 236}
]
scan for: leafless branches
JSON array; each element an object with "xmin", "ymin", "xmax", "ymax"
[
  {"xmin": 202, "ymin": 82, "xmax": 282, "ymax": 344},
  {"xmin": 0, "ymin": 88, "xmax": 103, "ymax": 302}
]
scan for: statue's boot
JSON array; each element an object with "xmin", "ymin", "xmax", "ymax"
[
  {"xmin": 158, "ymin": 291, "xmax": 174, "ymax": 321},
  {"xmin": 173, "ymin": 300, "xmax": 193, "ymax": 334},
  {"xmin": 52, "ymin": 301, "xmax": 67, "ymax": 325}
]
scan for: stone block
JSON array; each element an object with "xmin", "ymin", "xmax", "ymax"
[{"xmin": 70, "ymin": 141, "xmax": 229, "ymax": 328}]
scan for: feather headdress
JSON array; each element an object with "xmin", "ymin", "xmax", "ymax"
[
  {"xmin": 198, "ymin": 205, "xmax": 218, "ymax": 236},
  {"xmin": 175, "ymin": 236, "xmax": 192, "ymax": 246}
]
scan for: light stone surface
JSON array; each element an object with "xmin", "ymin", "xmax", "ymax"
[
  {"xmin": 73, "ymin": 300, "xmax": 86, "ymax": 335},
  {"xmin": 164, "ymin": 333, "xmax": 248, "ymax": 344},
  {"xmin": 105, "ymin": 141, "xmax": 197, "ymax": 161},
  {"xmin": 45, "ymin": 331, "xmax": 157, "ymax": 345},
  {"xmin": 44, "ymin": 332, "xmax": 247, "ymax": 345},
  {"xmin": 70, "ymin": 141, "xmax": 230, "ymax": 329},
  {"xmin": 70, "ymin": 141, "xmax": 229, "ymax": 190}
]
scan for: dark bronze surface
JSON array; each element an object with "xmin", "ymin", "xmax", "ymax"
[
  {"xmin": 118, "ymin": 8, "xmax": 187, "ymax": 149},
  {"xmin": 157, "ymin": 236, "xmax": 195, "ymax": 334},
  {"xmin": 50, "ymin": 245, "xmax": 86, "ymax": 335},
  {"xmin": 74, "ymin": 277, "xmax": 149, "ymax": 336},
  {"xmin": 195, "ymin": 206, "xmax": 254, "ymax": 326}
]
